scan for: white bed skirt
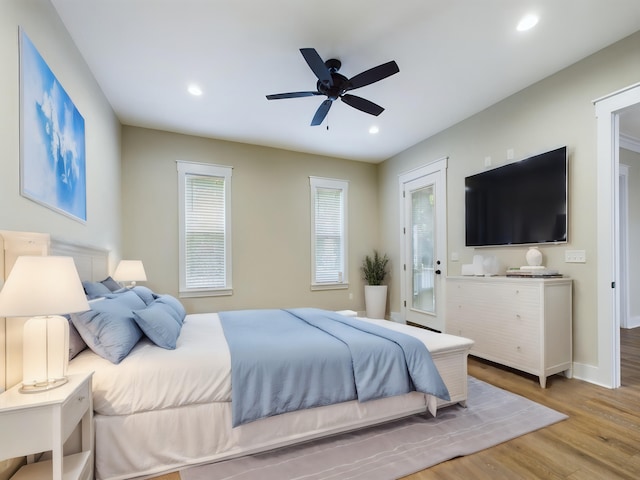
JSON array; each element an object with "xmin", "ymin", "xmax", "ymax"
[{"xmin": 95, "ymin": 391, "xmax": 429, "ymax": 480}]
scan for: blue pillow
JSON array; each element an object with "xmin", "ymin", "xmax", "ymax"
[
  {"xmin": 82, "ymin": 281, "xmax": 111, "ymax": 300},
  {"xmin": 133, "ymin": 303, "xmax": 182, "ymax": 349},
  {"xmin": 100, "ymin": 276, "xmax": 122, "ymax": 292},
  {"xmin": 66, "ymin": 315, "xmax": 87, "ymax": 360},
  {"xmin": 132, "ymin": 286, "xmax": 157, "ymax": 306},
  {"xmin": 154, "ymin": 295, "xmax": 186, "ymax": 324},
  {"xmin": 105, "ymin": 289, "xmax": 146, "ymax": 310},
  {"xmin": 149, "ymin": 299, "xmax": 181, "ymax": 324},
  {"xmin": 70, "ymin": 297, "xmax": 143, "ymax": 364}
]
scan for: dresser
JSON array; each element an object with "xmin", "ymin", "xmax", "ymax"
[{"xmin": 445, "ymin": 276, "xmax": 572, "ymax": 387}]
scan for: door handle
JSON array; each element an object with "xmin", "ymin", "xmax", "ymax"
[{"xmin": 435, "ymin": 269, "xmax": 441, "ymax": 275}]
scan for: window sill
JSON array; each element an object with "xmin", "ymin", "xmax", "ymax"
[
  {"xmin": 311, "ymin": 282, "xmax": 349, "ymax": 291},
  {"xmin": 179, "ymin": 288, "xmax": 233, "ymax": 298}
]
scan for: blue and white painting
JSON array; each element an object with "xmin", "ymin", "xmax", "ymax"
[{"xmin": 20, "ymin": 28, "xmax": 86, "ymax": 222}]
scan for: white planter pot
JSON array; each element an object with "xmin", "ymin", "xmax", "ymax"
[{"xmin": 365, "ymin": 285, "xmax": 388, "ymax": 319}]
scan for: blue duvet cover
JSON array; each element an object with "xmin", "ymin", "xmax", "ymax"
[{"xmin": 219, "ymin": 308, "xmax": 449, "ymax": 427}]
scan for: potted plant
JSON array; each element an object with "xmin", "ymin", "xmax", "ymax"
[{"xmin": 362, "ymin": 250, "xmax": 389, "ymax": 319}]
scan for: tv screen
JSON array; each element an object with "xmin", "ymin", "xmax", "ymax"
[{"xmin": 465, "ymin": 146, "xmax": 567, "ymax": 247}]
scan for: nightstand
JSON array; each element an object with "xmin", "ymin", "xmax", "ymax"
[{"xmin": 0, "ymin": 372, "xmax": 93, "ymax": 480}]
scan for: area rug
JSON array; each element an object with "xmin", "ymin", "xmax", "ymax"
[{"xmin": 181, "ymin": 377, "xmax": 567, "ymax": 480}]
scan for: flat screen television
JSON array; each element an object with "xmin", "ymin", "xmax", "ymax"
[{"xmin": 465, "ymin": 146, "xmax": 567, "ymax": 247}]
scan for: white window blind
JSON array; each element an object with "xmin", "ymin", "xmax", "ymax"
[
  {"xmin": 310, "ymin": 177, "xmax": 348, "ymax": 289},
  {"xmin": 177, "ymin": 161, "xmax": 232, "ymax": 297}
]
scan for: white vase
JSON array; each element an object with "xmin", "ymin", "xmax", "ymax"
[
  {"xmin": 526, "ymin": 246, "xmax": 543, "ymax": 267},
  {"xmin": 364, "ymin": 285, "xmax": 388, "ymax": 319}
]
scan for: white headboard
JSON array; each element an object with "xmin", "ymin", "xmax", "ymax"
[{"xmin": 0, "ymin": 230, "xmax": 109, "ymax": 391}]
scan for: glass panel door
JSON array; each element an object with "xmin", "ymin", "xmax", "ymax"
[
  {"xmin": 411, "ymin": 186, "xmax": 435, "ymax": 314},
  {"xmin": 401, "ymin": 163, "xmax": 446, "ymax": 332}
]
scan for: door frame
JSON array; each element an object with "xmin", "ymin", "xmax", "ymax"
[
  {"xmin": 398, "ymin": 157, "xmax": 448, "ymax": 329},
  {"xmin": 618, "ymin": 163, "xmax": 630, "ymax": 330},
  {"xmin": 594, "ymin": 82, "xmax": 640, "ymax": 388}
]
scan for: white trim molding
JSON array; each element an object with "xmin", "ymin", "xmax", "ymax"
[
  {"xmin": 593, "ymin": 81, "xmax": 640, "ymax": 389},
  {"xmin": 620, "ymin": 133, "xmax": 640, "ymax": 154}
]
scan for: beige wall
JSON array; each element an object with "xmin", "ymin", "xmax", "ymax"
[
  {"xmin": 379, "ymin": 31, "xmax": 640, "ymax": 370},
  {"xmin": 0, "ymin": 1, "xmax": 121, "ymax": 476},
  {"xmin": 0, "ymin": 0, "xmax": 121, "ymax": 263},
  {"xmin": 621, "ymin": 148, "xmax": 640, "ymax": 324},
  {"xmin": 121, "ymin": 126, "xmax": 378, "ymax": 314}
]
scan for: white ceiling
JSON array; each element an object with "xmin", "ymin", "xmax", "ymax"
[{"xmin": 51, "ymin": 0, "xmax": 640, "ymax": 163}]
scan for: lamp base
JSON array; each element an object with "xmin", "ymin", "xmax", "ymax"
[{"xmin": 19, "ymin": 376, "xmax": 68, "ymax": 394}]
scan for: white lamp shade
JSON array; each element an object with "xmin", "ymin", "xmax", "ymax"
[
  {"xmin": 0, "ymin": 256, "xmax": 89, "ymax": 317},
  {"xmin": 113, "ymin": 260, "xmax": 147, "ymax": 282}
]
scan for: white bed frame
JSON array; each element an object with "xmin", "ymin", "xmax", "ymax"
[{"xmin": 1, "ymin": 230, "xmax": 472, "ymax": 480}]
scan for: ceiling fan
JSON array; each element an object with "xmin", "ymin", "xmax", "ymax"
[{"xmin": 266, "ymin": 48, "xmax": 399, "ymax": 126}]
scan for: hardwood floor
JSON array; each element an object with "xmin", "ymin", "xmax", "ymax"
[
  {"xmin": 403, "ymin": 327, "xmax": 640, "ymax": 480},
  {"xmin": 150, "ymin": 328, "xmax": 640, "ymax": 480}
]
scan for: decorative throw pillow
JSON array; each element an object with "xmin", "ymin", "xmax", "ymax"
[
  {"xmin": 67, "ymin": 315, "xmax": 88, "ymax": 360},
  {"xmin": 70, "ymin": 296, "xmax": 143, "ymax": 364},
  {"xmin": 131, "ymin": 285, "xmax": 157, "ymax": 306},
  {"xmin": 105, "ymin": 289, "xmax": 146, "ymax": 310},
  {"xmin": 154, "ymin": 294, "xmax": 186, "ymax": 324},
  {"xmin": 82, "ymin": 280, "xmax": 112, "ymax": 300},
  {"xmin": 133, "ymin": 303, "xmax": 182, "ymax": 349},
  {"xmin": 100, "ymin": 276, "xmax": 122, "ymax": 292}
]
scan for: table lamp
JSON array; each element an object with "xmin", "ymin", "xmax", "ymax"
[
  {"xmin": 0, "ymin": 256, "xmax": 89, "ymax": 393},
  {"xmin": 113, "ymin": 260, "xmax": 147, "ymax": 288}
]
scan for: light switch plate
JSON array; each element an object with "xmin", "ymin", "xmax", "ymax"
[{"xmin": 565, "ymin": 250, "xmax": 586, "ymax": 263}]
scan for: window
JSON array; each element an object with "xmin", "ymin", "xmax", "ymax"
[
  {"xmin": 310, "ymin": 177, "xmax": 348, "ymax": 290},
  {"xmin": 177, "ymin": 161, "xmax": 232, "ymax": 297}
]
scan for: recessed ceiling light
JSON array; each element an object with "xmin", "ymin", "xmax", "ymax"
[
  {"xmin": 517, "ymin": 14, "xmax": 539, "ymax": 32},
  {"xmin": 369, "ymin": 125, "xmax": 379, "ymax": 134},
  {"xmin": 188, "ymin": 84, "xmax": 203, "ymax": 96}
]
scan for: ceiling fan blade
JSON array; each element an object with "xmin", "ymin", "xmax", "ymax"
[
  {"xmin": 347, "ymin": 61, "xmax": 399, "ymax": 90},
  {"xmin": 311, "ymin": 99, "xmax": 332, "ymax": 126},
  {"xmin": 341, "ymin": 94, "xmax": 384, "ymax": 116},
  {"xmin": 300, "ymin": 48, "xmax": 333, "ymax": 87},
  {"xmin": 266, "ymin": 91, "xmax": 321, "ymax": 100}
]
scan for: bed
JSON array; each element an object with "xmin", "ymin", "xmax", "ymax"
[
  {"xmin": 66, "ymin": 301, "xmax": 473, "ymax": 480},
  {"xmin": 1, "ymin": 232, "xmax": 474, "ymax": 480}
]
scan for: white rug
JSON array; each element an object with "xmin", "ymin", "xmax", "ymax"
[{"xmin": 181, "ymin": 377, "xmax": 567, "ymax": 480}]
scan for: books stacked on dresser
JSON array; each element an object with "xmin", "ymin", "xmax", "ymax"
[{"xmin": 506, "ymin": 266, "xmax": 562, "ymax": 278}]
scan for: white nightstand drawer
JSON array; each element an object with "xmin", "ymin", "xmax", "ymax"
[{"xmin": 62, "ymin": 380, "xmax": 91, "ymax": 440}]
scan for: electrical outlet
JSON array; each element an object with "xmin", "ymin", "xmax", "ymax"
[{"xmin": 565, "ymin": 250, "xmax": 586, "ymax": 263}]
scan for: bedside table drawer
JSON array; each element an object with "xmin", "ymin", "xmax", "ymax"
[{"xmin": 62, "ymin": 379, "xmax": 91, "ymax": 440}]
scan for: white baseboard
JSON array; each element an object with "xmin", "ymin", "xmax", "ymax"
[
  {"xmin": 571, "ymin": 361, "xmax": 615, "ymax": 389},
  {"xmin": 622, "ymin": 315, "xmax": 640, "ymax": 329}
]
